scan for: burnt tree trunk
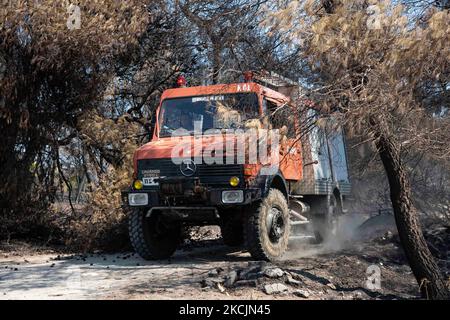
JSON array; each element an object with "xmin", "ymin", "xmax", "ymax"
[{"xmin": 374, "ymin": 131, "xmax": 449, "ymax": 299}]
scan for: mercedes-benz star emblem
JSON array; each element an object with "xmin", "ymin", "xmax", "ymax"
[{"xmin": 180, "ymin": 159, "xmax": 196, "ymax": 177}]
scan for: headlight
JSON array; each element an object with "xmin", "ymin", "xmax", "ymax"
[
  {"xmin": 133, "ymin": 180, "xmax": 143, "ymax": 190},
  {"xmin": 229, "ymin": 176, "xmax": 240, "ymax": 187},
  {"xmin": 222, "ymin": 190, "xmax": 244, "ymax": 204},
  {"xmin": 128, "ymin": 193, "xmax": 148, "ymax": 206}
]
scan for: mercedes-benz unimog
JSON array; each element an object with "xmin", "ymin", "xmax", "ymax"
[{"xmin": 121, "ymin": 72, "xmax": 351, "ymax": 261}]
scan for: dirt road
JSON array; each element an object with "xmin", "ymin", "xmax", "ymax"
[
  {"xmin": 0, "ymin": 236, "xmax": 419, "ymax": 300},
  {"xmin": 0, "ymin": 243, "xmax": 255, "ymax": 300}
]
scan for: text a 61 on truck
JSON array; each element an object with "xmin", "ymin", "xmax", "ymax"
[{"xmin": 121, "ymin": 71, "xmax": 351, "ymax": 262}]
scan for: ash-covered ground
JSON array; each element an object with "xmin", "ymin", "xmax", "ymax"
[{"xmin": 0, "ymin": 214, "xmax": 448, "ymax": 300}]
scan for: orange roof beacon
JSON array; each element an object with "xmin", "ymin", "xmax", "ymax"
[{"xmin": 122, "ymin": 71, "xmax": 351, "ymax": 261}]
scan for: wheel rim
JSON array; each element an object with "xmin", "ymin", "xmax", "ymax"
[{"xmin": 266, "ymin": 206, "xmax": 285, "ymax": 243}]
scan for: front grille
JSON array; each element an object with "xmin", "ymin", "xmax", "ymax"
[{"xmin": 137, "ymin": 158, "xmax": 243, "ymax": 188}]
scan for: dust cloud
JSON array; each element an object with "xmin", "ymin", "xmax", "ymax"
[{"xmin": 284, "ymin": 212, "xmax": 397, "ymax": 260}]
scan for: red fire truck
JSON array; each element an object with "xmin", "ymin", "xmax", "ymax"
[{"xmin": 122, "ymin": 72, "xmax": 351, "ymax": 261}]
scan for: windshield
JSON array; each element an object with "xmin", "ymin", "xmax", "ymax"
[{"xmin": 158, "ymin": 93, "xmax": 260, "ymax": 137}]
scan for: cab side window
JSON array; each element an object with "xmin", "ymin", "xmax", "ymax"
[{"xmin": 265, "ymin": 98, "xmax": 296, "ymax": 138}]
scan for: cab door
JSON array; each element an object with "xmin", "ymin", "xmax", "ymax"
[
  {"xmin": 266, "ymin": 99, "xmax": 302, "ymax": 181},
  {"xmin": 280, "ymin": 136, "xmax": 302, "ymax": 181}
]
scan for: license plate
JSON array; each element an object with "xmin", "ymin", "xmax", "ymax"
[
  {"xmin": 141, "ymin": 169, "xmax": 160, "ymax": 186},
  {"xmin": 142, "ymin": 177, "xmax": 159, "ymax": 186}
]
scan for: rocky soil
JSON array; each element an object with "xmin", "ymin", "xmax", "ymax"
[{"xmin": 0, "ymin": 221, "xmax": 448, "ymax": 300}]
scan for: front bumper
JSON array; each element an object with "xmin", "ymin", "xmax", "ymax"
[{"xmin": 121, "ymin": 187, "xmax": 261, "ymax": 208}]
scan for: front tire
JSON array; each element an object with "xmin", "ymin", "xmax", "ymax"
[
  {"xmin": 244, "ymin": 189, "xmax": 290, "ymax": 261},
  {"xmin": 128, "ymin": 208, "xmax": 181, "ymax": 260}
]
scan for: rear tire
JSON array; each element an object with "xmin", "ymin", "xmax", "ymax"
[
  {"xmin": 312, "ymin": 194, "xmax": 340, "ymax": 243},
  {"xmin": 244, "ymin": 188, "xmax": 290, "ymax": 261},
  {"xmin": 128, "ymin": 208, "xmax": 181, "ymax": 260}
]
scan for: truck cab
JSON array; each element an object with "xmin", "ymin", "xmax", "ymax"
[{"xmin": 122, "ymin": 73, "xmax": 350, "ymax": 261}]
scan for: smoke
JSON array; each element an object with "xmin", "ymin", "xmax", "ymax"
[
  {"xmin": 323, "ymin": 213, "xmax": 370, "ymax": 250},
  {"xmin": 284, "ymin": 212, "xmax": 396, "ymax": 260}
]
